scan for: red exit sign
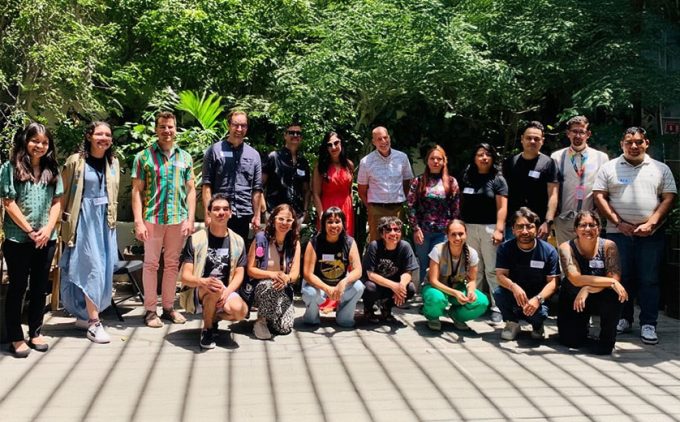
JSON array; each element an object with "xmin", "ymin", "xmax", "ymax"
[{"xmin": 664, "ymin": 118, "xmax": 680, "ymax": 134}]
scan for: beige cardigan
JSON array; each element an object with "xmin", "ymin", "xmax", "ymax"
[{"xmin": 60, "ymin": 153, "xmax": 120, "ymax": 247}]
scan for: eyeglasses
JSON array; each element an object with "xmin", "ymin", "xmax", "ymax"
[
  {"xmin": 513, "ymin": 223, "xmax": 536, "ymax": 231},
  {"xmin": 230, "ymin": 123, "xmax": 248, "ymax": 129},
  {"xmin": 576, "ymin": 223, "xmax": 599, "ymax": 229},
  {"xmin": 275, "ymin": 217, "xmax": 294, "ymax": 224},
  {"xmin": 568, "ymin": 129, "xmax": 588, "ymax": 136},
  {"xmin": 327, "ymin": 140, "xmax": 341, "ymax": 148},
  {"xmin": 384, "ymin": 227, "xmax": 402, "ymax": 233},
  {"xmin": 286, "ymin": 130, "xmax": 302, "ymax": 137}
]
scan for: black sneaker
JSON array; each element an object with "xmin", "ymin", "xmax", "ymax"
[
  {"xmin": 363, "ymin": 304, "xmax": 379, "ymax": 323},
  {"xmin": 200, "ymin": 328, "xmax": 216, "ymax": 350}
]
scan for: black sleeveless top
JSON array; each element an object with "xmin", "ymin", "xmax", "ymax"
[{"xmin": 562, "ymin": 238, "xmax": 606, "ymax": 295}]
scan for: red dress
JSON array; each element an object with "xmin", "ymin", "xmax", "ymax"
[{"xmin": 320, "ymin": 165, "xmax": 354, "ymax": 236}]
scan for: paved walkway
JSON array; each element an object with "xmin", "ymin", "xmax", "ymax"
[{"xmin": 1, "ymin": 297, "xmax": 679, "ymax": 422}]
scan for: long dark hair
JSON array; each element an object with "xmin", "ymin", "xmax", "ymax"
[
  {"xmin": 81, "ymin": 121, "xmax": 114, "ymax": 164},
  {"xmin": 11, "ymin": 122, "xmax": 60, "ymax": 184},
  {"xmin": 318, "ymin": 206, "xmax": 347, "ymax": 244},
  {"xmin": 265, "ymin": 203, "xmax": 300, "ymax": 253},
  {"xmin": 317, "ymin": 131, "xmax": 354, "ymax": 179},
  {"xmin": 418, "ymin": 145, "xmax": 451, "ymax": 197},
  {"xmin": 462, "ymin": 143, "xmax": 500, "ymax": 185}
]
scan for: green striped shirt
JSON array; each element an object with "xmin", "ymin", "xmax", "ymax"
[{"xmin": 132, "ymin": 143, "xmax": 194, "ymax": 224}]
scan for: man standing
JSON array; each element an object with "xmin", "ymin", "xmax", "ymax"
[
  {"xmin": 357, "ymin": 126, "xmax": 414, "ymax": 242},
  {"xmin": 180, "ymin": 194, "xmax": 248, "ymax": 350},
  {"xmin": 551, "ymin": 116, "xmax": 609, "ymax": 245},
  {"xmin": 202, "ymin": 110, "xmax": 262, "ymax": 241},
  {"xmin": 494, "ymin": 207, "xmax": 560, "ymax": 341},
  {"xmin": 132, "ymin": 111, "xmax": 196, "ymax": 328},
  {"xmin": 262, "ymin": 121, "xmax": 311, "ymax": 221},
  {"xmin": 502, "ymin": 121, "xmax": 559, "ymax": 239},
  {"xmin": 593, "ymin": 127, "xmax": 676, "ymax": 345}
]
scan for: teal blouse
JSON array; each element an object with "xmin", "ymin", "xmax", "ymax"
[{"xmin": 0, "ymin": 162, "xmax": 63, "ymax": 243}]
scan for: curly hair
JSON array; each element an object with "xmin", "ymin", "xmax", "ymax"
[
  {"xmin": 265, "ymin": 203, "xmax": 300, "ymax": 253},
  {"xmin": 81, "ymin": 121, "xmax": 114, "ymax": 164}
]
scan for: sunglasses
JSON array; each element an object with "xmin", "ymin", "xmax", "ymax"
[
  {"xmin": 286, "ymin": 130, "xmax": 302, "ymax": 137},
  {"xmin": 384, "ymin": 227, "xmax": 402, "ymax": 233},
  {"xmin": 327, "ymin": 140, "xmax": 341, "ymax": 148}
]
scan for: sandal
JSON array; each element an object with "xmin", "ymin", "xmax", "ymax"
[
  {"xmin": 144, "ymin": 311, "xmax": 164, "ymax": 328},
  {"xmin": 160, "ymin": 308, "xmax": 187, "ymax": 324},
  {"xmin": 319, "ymin": 298, "xmax": 338, "ymax": 315}
]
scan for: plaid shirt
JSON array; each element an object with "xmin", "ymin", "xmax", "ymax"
[{"xmin": 132, "ymin": 143, "xmax": 194, "ymax": 224}]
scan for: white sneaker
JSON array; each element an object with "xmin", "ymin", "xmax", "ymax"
[
  {"xmin": 616, "ymin": 318, "xmax": 632, "ymax": 334},
  {"xmin": 501, "ymin": 321, "xmax": 520, "ymax": 341},
  {"xmin": 75, "ymin": 319, "xmax": 89, "ymax": 330},
  {"xmin": 86, "ymin": 322, "xmax": 111, "ymax": 344},
  {"xmin": 253, "ymin": 318, "xmax": 272, "ymax": 340},
  {"xmin": 490, "ymin": 310, "xmax": 503, "ymax": 325},
  {"xmin": 640, "ymin": 324, "xmax": 658, "ymax": 345}
]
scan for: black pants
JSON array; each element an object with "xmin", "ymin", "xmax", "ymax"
[
  {"xmin": 557, "ymin": 285, "xmax": 622, "ymax": 354},
  {"xmin": 228, "ymin": 215, "xmax": 252, "ymax": 243},
  {"xmin": 3, "ymin": 240, "xmax": 56, "ymax": 342},
  {"xmin": 363, "ymin": 280, "xmax": 415, "ymax": 311}
]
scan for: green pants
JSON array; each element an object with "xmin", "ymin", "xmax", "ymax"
[{"xmin": 422, "ymin": 284, "xmax": 489, "ymax": 322}]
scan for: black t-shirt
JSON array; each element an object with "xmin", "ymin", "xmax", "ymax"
[
  {"xmin": 263, "ymin": 147, "xmax": 310, "ymax": 215},
  {"xmin": 460, "ymin": 173, "xmax": 508, "ymax": 224},
  {"xmin": 311, "ymin": 234, "xmax": 354, "ymax": 286},
  {"xmin": 502, "ymin": 153, "xmax": 558, "ymax": 221},
  {"xmin": 362, "ymin": 240, "xmax": 419, "ymax": 282},
  {"xmin": 181, "ymin": 232, "xmax": 247, "ymax": 287},
  {"xmin": 496, "ymin": 239, "xmax": 560, "ymax": 297}
]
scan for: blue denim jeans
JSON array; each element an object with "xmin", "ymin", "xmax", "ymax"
[
  {"xmin": 493, "ymin": 287, "xmax": 548, "ymax": 329},
  {"xmin": 301, "ymin": 280, "xmax": 365, "ymax": 327},
  {"xmin": 414, "ymin": 230, "xmax": 446, "ymax": 283},
  {"xmin": 608, "ymin": 230, "xmax": 665, "ymax": 326}
]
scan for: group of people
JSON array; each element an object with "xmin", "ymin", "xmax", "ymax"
[{"xmin": 2, "ymin": 111, "xmax": 675, "ymax": 358}]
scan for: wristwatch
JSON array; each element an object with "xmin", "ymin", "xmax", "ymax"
[
  {"xmin": 535, "ymin": 294, "xmax": 545, "ymax": 305},
  {"xmin": 545, "ymin": 220, "xmax": 554, "ymax": 227}
]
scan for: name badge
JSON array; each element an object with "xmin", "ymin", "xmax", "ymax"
[
  {"xmin": 93, "ymin": 197, "xmax": 108, "ymax": 206},
  {"xmin": 528, "ymin": 170, "xmax": 541, "ymax": 179},
  {"xmin": 322, "ymin": 254, "xmax": 335, "ymax": 261},
  {"xmin": 173, "ymin": 161, "xmax": 186, "ymax": 168},
  {"xmin": 589, "ymin": 259, "xmax": 604, "ymax": 269},
  {"xmin": 216, "ymin": 248, "xmax": 229, "ymax": 257},
  {"xmin": 575, "ymin": 185, "xmax": 586, "ymax": 200},
  {"xmin": 530, "ymin": 260, "xmax": 545, "ymax": 269},
  {"xmin": 296, "ymin": 169, "xmax": 306, "ymax": 177},
  {"xmin": 463, "ymin": 187, "xmax": 475, "ymax": 194},
  {"xmin": 221, "ymin": 151, "xmax": 234, "ymax": 158},
  {"xmin": 618, "ymin": 177, "xmax": 631, "ymax": 185}
]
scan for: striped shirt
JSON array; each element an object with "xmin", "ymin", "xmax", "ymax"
[
  {"xmin": 592, "ymin": 154, "xmax": 677, "ymax": 234},
  {"xmin": 132, "ymin": 143, "xmax": 194, "ymax": 224},
  {"xmin": 357, "ymin": 149, "xmax": 414, "ymax": 204}
]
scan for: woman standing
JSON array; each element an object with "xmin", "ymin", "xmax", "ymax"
[
  {"xmin": 302, "ymin": 207, "xmax": 364, "ymax": 327},
  {"xmin": 312, "ymin": 131, "xmax": 354, "ymax": 236},
  {"xmin": 406, "ymin": 145, "xmax": 460, "ymax": 283},
  {"xmin": 460, "ymin": 143, "xmax": 508, "ymax": 324},
  {"xmin": 422, "ymin": 219, "xmax": 488, "ymax": 331},
  {"xmin": 1, "ymin": 123, "xmax": 62, "ymax": 357},
  {"xmin": 247, "ymin": 204, "xmax": 301, "ymax": 340},
  {"xmin": 60, "ymin": 121, "xmax": 120, "ymax": 344},
  {"xmin": 558, "ymin": 210, "xmax": 628, "ymax": 355}
]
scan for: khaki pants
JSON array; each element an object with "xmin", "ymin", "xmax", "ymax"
[{"xmin": 367, "ymin": 203, "xmax": 404, "ymax": 242}]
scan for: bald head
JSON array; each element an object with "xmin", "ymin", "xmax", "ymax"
[{"xmin": 372, "ymin": 126, "xmax": 391, "ymax": 156}]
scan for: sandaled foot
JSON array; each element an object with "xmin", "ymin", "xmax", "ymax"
[
  {"xmin": 144, "ymin": 311, "xmax": 164, "ymax": 328},
  {"xmin": 160, "ymin": 308, "xmax": 186, "ymax": 324}
]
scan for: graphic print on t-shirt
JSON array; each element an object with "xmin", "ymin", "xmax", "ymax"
[
  {"xmin": 206, "ymin": 247, "xmax": 230, "ymax": 278},
  {"xmin": 319, "ymin": 252, "xmax": 346, "ymax": 284},
  {"xmin": 376, "ymin": 257, "xmax": 399, "ymax": 279}
]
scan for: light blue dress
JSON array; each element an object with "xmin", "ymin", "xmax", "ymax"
[{"xmin": 60, "ymin": 160, "xmax": 117, "ymax": 320}]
